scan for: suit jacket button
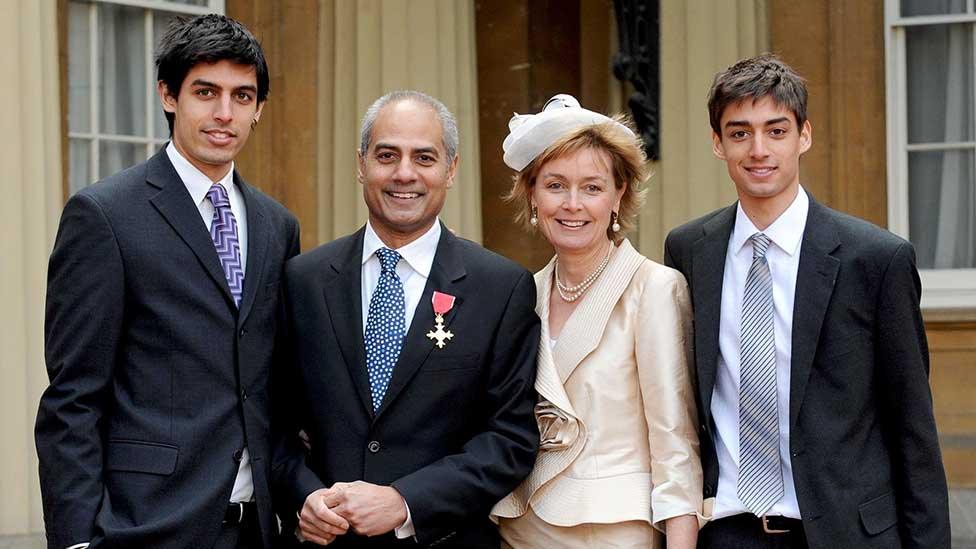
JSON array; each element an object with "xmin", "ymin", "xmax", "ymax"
[
  {"xmin": 233, "ymin": 449, "xmax": 243, "ymax": 462},
  {"xmin": 367, "ymin": 441, "xmax": 381, "ymax": 453},
  {"xmin": 241, "ymin": 390, "xmax": 248, "ymax": 401},
  {"xmin": 239, "ymin": 328, "xmax": 247, "ymax": 338}
]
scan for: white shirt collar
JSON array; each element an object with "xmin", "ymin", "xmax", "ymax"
[
  {"xmin": 166, "ymin": 142, "xmax": 236, "ymax": 205},
  {"xmin": 362, "ymin": 219, "xmax": 442, "ymax": 278},
  {"xmin": 731, "ymin": 185, "xmax": 809, "ymax": 257}
]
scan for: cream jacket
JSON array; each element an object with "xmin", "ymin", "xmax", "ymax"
[{"xmin": 492, "ymin": 240, "xmax": 705, "ymax": 532}]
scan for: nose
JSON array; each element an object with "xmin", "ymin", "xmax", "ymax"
[
  {"xmin": 213, "ymin": 94, "xmax": 233, "ymax": 124},
  {"xmin": 749, "ymin": 134, "xmax": 769, "ymax": 158},
  {"xmin": 562, "ymin": 188, "xmax": 583, "ymax": 211},
  {"xmin": 392, "ymin": 157, "xmax": 417, "ymax": 183}
]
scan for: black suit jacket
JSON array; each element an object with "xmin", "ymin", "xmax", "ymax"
[
  {"xmin": 35, "ymin": 149, "xmax": 300, "ymax": 549},
  {"xmin": 272, "ymin": 225, "xmax": 540, "ymax": 548},
  {"xmin": 663, "ymin": 195, "xmax": 950, "ymax": 548}
]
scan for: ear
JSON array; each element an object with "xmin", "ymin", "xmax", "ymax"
[
  {"xmin": 356, "ymin": 150, "xmax": 366, "ymax": 184},
  {"xmin": 445, "ymin": 154, "xmax": 459, "ymax": 189},
  {"xmin": 157, "ymin": 81, "xmax": 178, "ymax": 114},
  {"xmin": 253, "ymin": 100, "xmax": 265, "ymax": 124},
  {"xmin": 799, "ymin": 119, "xmax": 813, "ymax": 154},
  {"xmin": 711, "ymin": 130, "xmax": 726, "ymax": 160}
]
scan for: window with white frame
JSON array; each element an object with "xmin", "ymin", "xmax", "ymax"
[
  {"xmin": 67, "ymin": 0, "xmax": 225, "ymax": 195},
  {"xmin": 885, "ymin": 0, "xmax": 976, "ymax": 309}
]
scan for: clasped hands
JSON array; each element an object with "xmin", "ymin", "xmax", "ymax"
[{"xmin": 298, "ymin": 481, "xmax": 408, "ymax": 545}]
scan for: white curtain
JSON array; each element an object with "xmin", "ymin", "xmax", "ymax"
[
  {"xmin": 68, "ymin": 1, "xmax": 147, "ymax": 192},
  {"xmin": 905, "ymin": 0, "xmax": 976, "ymax": 269}
]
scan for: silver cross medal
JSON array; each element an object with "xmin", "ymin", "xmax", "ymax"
[{"xmin": 426, "ymin": 313, "xmax": 454, "ymax": 349}]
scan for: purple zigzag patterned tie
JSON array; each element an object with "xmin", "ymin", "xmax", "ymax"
[{"xmin": 207, "ymin": 183, "xmax": 244, "ymax": 308}]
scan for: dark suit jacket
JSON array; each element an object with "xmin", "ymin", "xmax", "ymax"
[
  {"xmin": 663, "ymin": 195, "xmax": 950, "ymax": 548},
  {"xmin": 35, "ymin": 149, "xmax": 300, "ymax": 549},
  {"xmin": 272, "ymin": 224, "xmax": 540, "ymax": 548}
]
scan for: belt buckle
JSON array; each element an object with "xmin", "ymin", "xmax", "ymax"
[
  {"xmin": 762, "ymin": 515, "xmax": 790, "ymax": 534},
  {"xmin": 229, "ymin": 502, "xmax": 244, "ymax": 524}
]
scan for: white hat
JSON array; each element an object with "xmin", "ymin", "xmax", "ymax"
[{"xmin": 502, "ymin": 94, "xmax": 636, "ymax": 172}]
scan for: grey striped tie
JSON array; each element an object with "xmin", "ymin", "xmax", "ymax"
[{"xmin": 737, "ymin": 232, "xmax": 783, "ymax": 515}]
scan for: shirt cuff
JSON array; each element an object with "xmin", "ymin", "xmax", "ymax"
[
  {"xmin": 393, "ymin": 496, "xmax": 415, "ymax": 539},
  {"xmin": 66, "ymin": 544, "xmax": 90, "ymax": 549}
]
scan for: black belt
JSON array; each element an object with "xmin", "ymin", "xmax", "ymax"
[
  {"xmin": 715, "ymin": 513, "xmax": 804, "ymax": 534},
  {"xmin": 223, "ymin": 501, "xmax": 257, "ymax": 525}
]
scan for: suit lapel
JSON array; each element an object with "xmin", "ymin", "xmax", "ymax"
[
  {"xmin": 374, "ymin": 224, "xmax": 466, "ymax": 421},
  {"xmin": 322, "ymin": 227, "xmax": 373, "ymax": 418},
  {"xmin": 691, "ymin": 205, "xmax": 736, "ymax": 413},
  {"xmin": 553, "ymin": 239, "xmax": 645, "ymax": 383},
  {"xmin": 236, "ymin": 174, "xmax": 269, "ymax": 325},
  {"xmin": 146, "ymin": 151, "xmax": 236, "ymax": 309},
  {"xmin": 789, "ymin": 198, "xmax": 840, "ymax": 433}
]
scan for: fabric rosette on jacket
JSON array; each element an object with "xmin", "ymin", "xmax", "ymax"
[{"xmin": 536, "ymin": 399, "xmax": 579, "ymax": 451}]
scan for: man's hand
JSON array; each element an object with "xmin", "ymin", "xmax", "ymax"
[
  {"xmin": 298, "ymin": 488, "xmax": 350, "ymax": 545},
  {"xmin": 323, "ymin": 481, "xmax": 408, "ymax": 537}
]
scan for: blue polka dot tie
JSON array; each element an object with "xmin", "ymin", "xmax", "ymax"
[{"xmin": 364, "ymin": 248, "xmax": 406, "ymax": 411}]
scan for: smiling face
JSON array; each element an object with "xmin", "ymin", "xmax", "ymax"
[
  {"xmin": 713, "ymin": 95, "xmax": 812, "ymax": 209},
  {"xmin": 530, "ymin": 146, "xmax": 623, "ymax": 257},
  {"xmin": 158, "ymin": 59, "xmax": 263, "ymax": 181},
  {"xmin": 358, "ymin": 100, "xmax": 458, "ymax": 248}
]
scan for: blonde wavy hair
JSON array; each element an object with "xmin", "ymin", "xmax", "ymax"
[{"xmin": 505, "ymin": 116, "xmax": 648, "ymax": 244}]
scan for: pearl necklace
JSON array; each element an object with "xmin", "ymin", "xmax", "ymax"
[{"xmin": 554, "ymin": 243, "xmax": 614, "ymax": 302}]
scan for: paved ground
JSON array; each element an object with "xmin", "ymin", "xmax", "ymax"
[
  {"xmin": 953, "ymin": 488, "xmax": 976, "ymax": 548},
  {"xmin": 4, "ymin": 489, "xmax": 975, "ymax": 547}
]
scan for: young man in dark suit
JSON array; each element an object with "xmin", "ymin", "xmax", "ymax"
[
  {"xmin": 272, "ymin": 90, "xmax": 540, "ymax": 548},
  {"xmin": 664, "ymin": 54, "xmax": 949, "ymax": 548},
  {"xmin": 35, "ymin": 15, "xmax": 299, "ymax": 549}
]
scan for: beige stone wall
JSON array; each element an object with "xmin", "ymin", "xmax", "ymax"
[
  {"xmin": 318, "ymin": 0, "xmax": 482, "ymax": 243},
  {"xmin": 0, "ymin": 0, "xmax": 62, "ymax": 537},
  {"xmin": 637, "ymin": 0, "xmax": 769, "ymax": 260}
]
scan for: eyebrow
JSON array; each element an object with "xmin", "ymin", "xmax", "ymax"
[
  {"xmin": 540, "ymin": 171, "xmax": 607, "ymax": 182},
  {"xmin": 190, "ymin": 79, "xmax": 258, "ymax": 94},
  {"xmin": 724, "ymin": 116, "xmax": 791, "ymax": 129},
  {"xmin": 374, "ymin": 142, "xmax": 440, "ymax": 156}
]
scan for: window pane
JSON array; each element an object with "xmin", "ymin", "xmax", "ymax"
[
  {"xmin": 99, "ymin": 3, "xmax": 147, "ymax": 137},
  {"xmin": 908, "ymin": 150, "xmax": 976, "ymax": 269},
  {"xmin": 99, "ymin": 141, "xmax": 144, "ymax": 179},
  {"xmin": 900, "ymin": 0, "xmax": 966, "ymax": 17},
  {"xmin": 906, "ymin": 24, "xmax": 974, "ymax": 144},
  {"xmin": 68, "ymin": 2, "xmax": 91, "ymax": 133},
  {"xmin": 69, "ymin": 138, "xmax": 92, "ymax": 195},
  {"xmin": 153, "ymin": 10, "xmax": 184, "ymax": 139}
]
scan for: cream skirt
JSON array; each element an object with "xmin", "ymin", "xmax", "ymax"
[{"xmin": 499, "ymin": 508, "xmax": 660, "ymax": 549}]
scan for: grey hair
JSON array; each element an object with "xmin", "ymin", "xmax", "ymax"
[{"xmin": 359, "ymin": 90, "xmax": 460, "ymax": 162}]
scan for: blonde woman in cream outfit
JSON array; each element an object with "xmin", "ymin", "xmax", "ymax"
[{"xmin": 491, "ymin": 95, "xmax": 705, "ymax": 548}]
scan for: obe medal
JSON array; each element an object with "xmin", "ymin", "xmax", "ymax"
[{"xmin": 426, "ymin": 291, "xmax": 456, "ymax": 349}]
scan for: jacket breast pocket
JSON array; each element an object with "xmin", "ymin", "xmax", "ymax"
[
  {"xmin": 817, "ymin": 332, "xmax": 867, "ymax": 362},
  {"xmin": 858, "ymin": 490, "xmax": 897, "ymax": 535},
  {"xmin": 105, "ymin": 440, "xmax": 179, "ymax": 476},
  {"xmin": 263, "ymin": 279, "xmax": 280, "ymax": 301},
  {"xmin": 423, "ymin": 352, "xmax": 482, "ymax": 372}
]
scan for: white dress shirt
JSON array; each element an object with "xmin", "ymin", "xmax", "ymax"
[
  {"xmin": 711, "ymin": 186, "xmax": 809, "ymax": 521},
  {"xmin": 167, "ymin": 143, "xmax": 253, "ymax": 504},
  {"xmin": 360, "ymin": 219, "xmax": 442, "ymax": 538}
]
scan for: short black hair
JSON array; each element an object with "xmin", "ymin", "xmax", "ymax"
[
  {"xmin": 155, "ymin": 14, "xmax": 270, "ymax": 133},
  {"xmin": 708, "ymin": 53, "xmax": 807, "ymax": 135}
]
